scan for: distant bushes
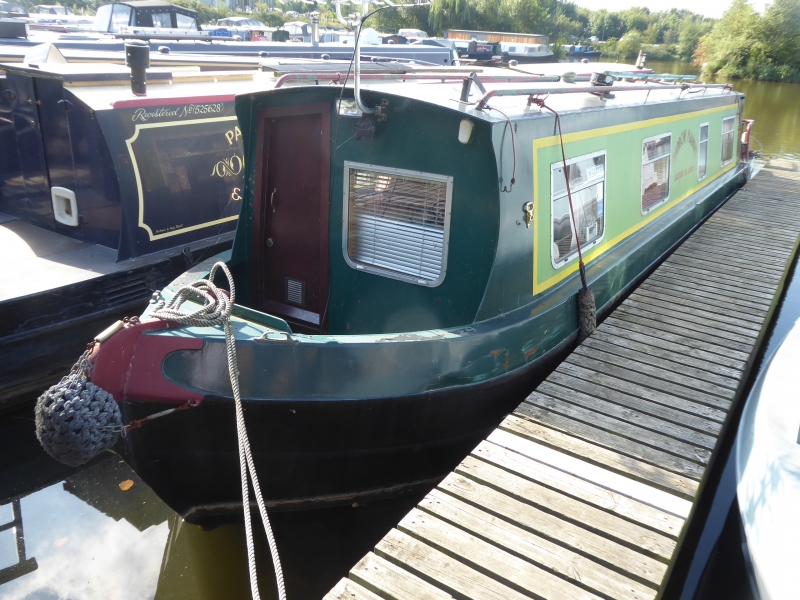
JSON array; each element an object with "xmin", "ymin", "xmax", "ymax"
[
  {"xmin": 696, "ymin": 0, "xmax": 800, "ymax": 82},
  {"xmin": 601, "ymin": 33, "xmax": 681, "ymax": 62}
]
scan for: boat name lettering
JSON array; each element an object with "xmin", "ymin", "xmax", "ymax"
[
  {"xmin": 211, "ymin": 154, "xmax": 244, "ymax": 178},
  {"xmin": 673, "ymin": 128, "xmax": 698, "ymax": 162},
  {"xmin": 225, "ymin": 126, "xmax": 242, "ymax": 146},
  {"xmin": 231, "ymin": 187, "xmax": 242, "ymax": 201},
  {"xmin": 674, "ymin": 165, "xmax": 696, "ymax": 181}
]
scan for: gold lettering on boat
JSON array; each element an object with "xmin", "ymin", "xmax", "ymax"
[{"xmin": 211, "ymin": 154, "xmax": 244, "ymax": 178}]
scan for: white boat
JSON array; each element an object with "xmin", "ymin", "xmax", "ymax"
[
  {"xmin": 736, "ymin": 315, "xmax": 800, "ymax": 600},
  {"xmin": 498, "ymin": 41, "xmax": 553, "ymax": 63}
]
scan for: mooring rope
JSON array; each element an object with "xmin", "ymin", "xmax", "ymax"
[
  {"xmin": 152, "ymin": 262, "xmax": 286, "ymax": 600},
  {"xmin": 528, "ymin": 96, "xmax": 597, "ymax": 341}
]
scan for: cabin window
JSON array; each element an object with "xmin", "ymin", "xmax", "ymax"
[
  {"xmin": 109, "ymin": 4, "xmax": 131, "ymax": 32},
  {"xmin": 176, "ymin": 13, "xmax": 197, "ymax": 29},
  {"xmin": 698, "ymin": 123, "xmax": 709, "ymax": 181},
  {"xmin": 151, "ymin": 11, "xmax": 172, "ymax": 28},
  {"xmin": 93, "ymin": 4, "xmax": 112, "ymax": 31},
  {"xmin": 721, "ymin": 116, "xmax": 736, "ymax": 166},
  {"xmin": 551, "ymin": 151, "xmax": 606, "ymax": 267},
  {"xmin": 642, "ymin": 133, "xmax": 671, "ymax": 212},
  {"xmin": 343, "ymin": 162, "xmax": 453, "ymax": 287}
]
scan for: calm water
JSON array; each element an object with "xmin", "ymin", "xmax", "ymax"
[
  {"xmin": 0, "ymin": 415, "xmax": 428, "ymax": 599},
  {"xmin": 1, "ymin": 64, "xmax": 799, "ymax": 600}
]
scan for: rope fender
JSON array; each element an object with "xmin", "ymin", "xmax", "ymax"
[
  {"xmin": 35, "ymin": 261, "xmax": 286, "ymax": 600},
  {"xmin": 35, "ymin": 347, "xmax": 122, "ymax": 467}
]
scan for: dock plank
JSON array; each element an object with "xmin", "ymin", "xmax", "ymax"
[
  {"xmin": 639, "ymin": 278, "xmax": 771, "ymax": 315},
  {"xmin": 500, "ymin": 414, "xmax": 700, "ymax": 497},
  {"xmin": 606, "ymin": 311, "xmax": 751, "ymax": 360},
  {"xmin": 375, "ymin": 529, "xmax": 532, "ymax": 600},
  {"xmin": 523, "ymin": 393, "xmax": 712, "ymax": 463},
  {"xmin": 581, "ymin": 335, "xmax": 740, "ymax": 390},
  {"xmin": 470, "ymin": 441, "xmax": 685, "ymax": 536},
  {"xmin": 588, "ymin": 327, "xmax": 744, "ymax": 380},
  {"xmin": 436, "ymin": 473, "xmax": 669, "ymax": 585},
  {"xmin": 536, "ymin": 379, "xmax": 719, "ymax": 448},
  {"xmin": 324, "ymin": 578, "xmax": 384, "ymax": 600},
  {"xmin": 486, "ymin": 429, "xmax": 692, "ymax": 518},
  {"xmin": 350, "ymin": 551, "xmax": 460, "ymax": 599},
  {"xmin": 398, "ymin": 509, "xmax": 605, "ymax": 600},
  {"xmin": 329, "ymin": 161, "xmax": 800, "ymax": 600},
  {"xmin": 418, "ymin": 489, "xmax": 658, "ymax": 600},
  {"xmin": 454, "ymin": 455, "xmax": 678, "ymax": 557},
  {"xmin": 554, "ymin": 362, "xmax": 726, "ymax": 427},
  {"xmin": 566, "ymin": 353, "xmax": 732, "ymax": 411},
  {"xmin": 599, "ymin": 318, "xmax": 747, "ymax": 368},
  {"xmin": 515, "ymin": 402, "xmax": 707, "ymax": 479}
]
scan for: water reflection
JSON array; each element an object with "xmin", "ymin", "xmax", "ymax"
[
  {"xmin": 0, "ymin": 412, "xmax": 425, "ymax": 600},
  {"xmin": 0, "ymin": 499, "xmax": 37, "ymax": 586},
  {"xmin": 0, "ymin": 468, "xmax": 168, "ymax": 600}
]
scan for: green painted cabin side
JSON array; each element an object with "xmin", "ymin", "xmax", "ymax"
[{"xmin": 233, "ymin": 83, "xmax": 743, "ymax": 337}]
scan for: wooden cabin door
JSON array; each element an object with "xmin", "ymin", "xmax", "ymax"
[{"xmin": 254, "ymin": 104, "xmax": 330, "ymax": 332}]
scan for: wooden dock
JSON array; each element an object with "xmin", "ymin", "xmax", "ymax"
[{"xmin": 324, "ymin": 159, "xmax": 800, "ymax": 600}]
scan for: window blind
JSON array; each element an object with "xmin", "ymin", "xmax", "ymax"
[{"xmin": 345, "ymin": 164, "xmax": 452, "ymax": 285}]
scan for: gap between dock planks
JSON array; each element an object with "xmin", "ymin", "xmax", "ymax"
[{"xmin": 325, "ymin": 160, "xmax": 800, "ymax": 600}]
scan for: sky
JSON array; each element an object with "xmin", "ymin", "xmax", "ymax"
[{"xmin": 569, "ymin": 0, "xmax": 769, "ymax": 20}]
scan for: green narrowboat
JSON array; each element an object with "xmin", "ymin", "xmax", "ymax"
[{"xmin": 81, "ymin": 70, "xmax": 751, "ymax": 521}]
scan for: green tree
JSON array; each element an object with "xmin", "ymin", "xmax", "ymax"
[
  {"xmin": 695, "ymin": 0, "xmax": 761, "ymax": 70},
  {"xmin": 760, "ymin": 0, "xmax": 800, "ymax": 69},
  {"xmin": 428, "ymin": 0, "xmax": 473, "ymax": 32},
  {"xmin": 616, "ymin": 29, "xmax": 644, "ymax": 58}
]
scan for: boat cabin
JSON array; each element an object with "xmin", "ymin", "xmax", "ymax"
[
  {"xmin": 0, "ymin": 2, "xmax": 27, "ymax": 19},
  {"xmin": 0, "ymin": 61, "xmax": 260, "ymax": 260},
  {"xmin": 228, "ymin": 67, "xmax": 748, "ymax": 337},
  {"xmin": 76, "ymin": 65, "xmax": 753, "ymax": 521},
  {"xmin": 93, "ymin": 0, "xmax": 201, "ymax": 33}
]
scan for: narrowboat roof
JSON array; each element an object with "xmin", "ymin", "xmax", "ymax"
[{"xmin": 315, "ymin": 76, "xmax": 739, "ymax": 124}]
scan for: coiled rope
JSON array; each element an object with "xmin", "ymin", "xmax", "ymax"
[{"xmin": 152, "ymin": 262, "xmax": 286, "ymax": 600}]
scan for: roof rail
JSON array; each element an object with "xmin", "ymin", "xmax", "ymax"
[
  {"xmin": 604, "ymin": 71, "xmax": 698, "ymax": 81},
  {"xmin": 475, "ymin": 82, "xmax": 732, "ymax": 109},
  {"xmin": 272, "ymin": 72, "xmax": 561, "ymax": 88}
]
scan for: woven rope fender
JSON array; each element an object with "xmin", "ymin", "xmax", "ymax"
[
  {"xmin": 35, "ymin": 350, "xmax": 122, "ymax": 467},
  {"xmin": 577, "ymin": 286, "xmax": 597, "ymax": 343}
]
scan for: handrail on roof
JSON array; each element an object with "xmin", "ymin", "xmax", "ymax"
[
  {"xmin": 475, "ymin": 82, "xmax": 732, "ymax": 110},
  {"xmin": 272, "ymin": 71, "xmax": 561, "ymax": 88},
  {"xmin": 604, "ymin": 71, "xmax": 698, "ymax": 81}
]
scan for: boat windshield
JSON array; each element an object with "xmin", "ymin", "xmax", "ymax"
[{"xmin": 92, "ymin": 3, "xmax": 112, "ymax": 31}]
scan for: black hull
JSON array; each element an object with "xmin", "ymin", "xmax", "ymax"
[
  {"xmin": 118, "ymin": 335, "xmax": 572, "ymax": 524},
  {"xmin": 0, "ymin": 240, "xmax": 231, "ymax": 411}
]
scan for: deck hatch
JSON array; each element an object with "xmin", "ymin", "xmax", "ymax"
[{"xmin": 343, "ymin": 162, "xmax": 453, "ymax": 287}]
